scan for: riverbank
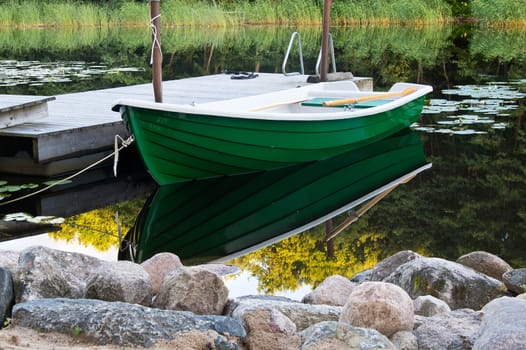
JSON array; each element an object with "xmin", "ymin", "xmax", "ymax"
[
  {"xmin": 0, "ymin": 0, "xmax": 525, "ymax": 28},
  {"xmin": 1, "ymin": 246, "xmax": 525, "ymax": 349}
]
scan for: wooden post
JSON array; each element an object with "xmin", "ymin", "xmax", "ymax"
[
  {"xmin": 150, "ymin": 0, "xmax": 162, "ymax": 103},
  {"xmin": 320, "ymin": 0, "xmax": 332, "ymax": 82}
]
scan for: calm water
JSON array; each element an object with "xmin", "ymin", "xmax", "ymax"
[{"xmin": 0, "ymin": 25, "xmax": 525, "ymax": 298}]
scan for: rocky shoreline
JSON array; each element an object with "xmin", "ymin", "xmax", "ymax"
[{"xmin": 1, "ymin": 246, "xmax": 525, "ymax": 349}]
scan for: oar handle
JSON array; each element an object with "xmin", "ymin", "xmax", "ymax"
[{"xmin": 322, "ymin": 87, "xmax": 417, "ymax": 107}]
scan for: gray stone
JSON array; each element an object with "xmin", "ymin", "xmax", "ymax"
[
  {"xmin": 0, "ymin": 250, "xmax": 19, "ymax": 274},
  {"xmin": 153, "ymin": 266, "xmax": 229, "ymax": 315},
  {"xmin": 502, "ymin": 268, "xmax": 526, "ymax": 295},
  {"xmin": 414, "ymin": 309, "xmax": 482, "ymax": 350},
  {"xmin": 456, "ymin": 251, "xmax": 512, "ymax": 281},
  {"xmin": 300, "ymin": 321, "xmax": 396, "ymax": 350},
  {"xmin": 384, "ymin": 257, "xmax": 507, "ymax": 310},
  {"xmin": 473, "ymin": 297, "xmax": 526, "ymax": 350},
  {"xmin": 351, "ymin": 250, "xmax": 422, "ymax": 282},
  {"xmin": 12, "ymin": 298, "xmax": 246, "ymax": 348},
  {"xmin": 233, "ymin": 305, "xmax": 300, "ymax": 350},
  {"xmin": 390, "ymin": 331, "xmax": 418, "ymax": 350},
  {"xmin": 140, "ymin": 252, "xmax": 183, "ymax": 295},
  {"xmin": 339, "ymin": 281, "xmax": 414, "ymax": 337},
  {"xmin": 0, "ymin": 267, "xmax": 14, "ymax": 326},
  {"xmin": 302, "ymin": 275, "xmax": 356, "ymax": 306},
  {"xmin": 413, "ymin": 295, "xmax": 451, "ymax": 316},
  {"xmin": 13, "ymin": 246, "xmax": 103, "ymax": 303},
  {"xmin": 226, "ymin": 295, "xmax": 342, "ymax": 332},
  {"xmin": 85, "ymin": 260, "xmax": 152, "ymax": 306}
]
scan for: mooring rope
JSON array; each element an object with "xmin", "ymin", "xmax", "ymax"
[
  {"xmin": 0, "ymin": 135, "xmax": 135, "ymax": 207},
  {"xmin": 149, "ymin": 13, "xmax": 162, "ymax": 65}
]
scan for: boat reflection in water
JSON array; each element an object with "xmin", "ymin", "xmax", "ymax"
[{"xmin": 119, "ymin": 130, "xmax": 431, "ymax": 265}]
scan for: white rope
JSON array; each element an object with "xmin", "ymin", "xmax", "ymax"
[
  {"xmin": 149, "ymin": 13, "xmax": 162, "ymax": 65},
  {"xmin": 114, "ymin": 134, "xmax": 135, "ymax": 177},
  {"xmin": 0, "ymin": 135, "xmax": 135, "ymax": 207}
]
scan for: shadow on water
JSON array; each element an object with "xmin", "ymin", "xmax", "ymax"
[{"xmin": 0, "ymin": 24, "xmax": 525, "ymax": 295}]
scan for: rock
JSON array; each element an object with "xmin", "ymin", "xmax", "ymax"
[
  {"xmin": 300, "ymin": 321, "xmax": 396, "ymax": 350},
  {"xmin": 140, "ymin": 252, "xmax": 183, "ymax": 295},
  {"xmin": 518, "ymin": 293, "xmax": 526, "ymax": 300},
  {"xmin": 473, "ymin": 297, "xmax": 526, "ymax": 350},
  {"xmin": 302, "ymin": 275, "xmax": 356, "ymax": 306},
  {"xmin": 12, "ymin": 298, "xmax": 246, "ymax": 348},
  {"xmin": 456, "ymin": 251, "xmax": 512, "ymax": 281},
  {"xmin": 0, "ymin": 250, "xmax": 19, "ymax": 274},
  {"xmin": 153, "ymin": 266, "xmax": 229, "ymax": 315},
  {"xmin": 0, "ymin": 267, "xmax": 14, "ymax": 326},
  {"xmin": 339, "ymin": 281, "xmax": 414, "ymax": 337},
  {"xmin": 502, "ymin": 268, "xmax": 526, "ymax": 295},
  {"xmin": 233, "ymin": 305, "xmax": 300, "ymax": 350},
  {"xmin": 351, "ymin": 250, "xmax": 422, "ymax": 282},
  {"xmin": 390, "ymin": 331, "xmax": 418, "ymax": 350},
  {"xmin": 413, "ymin": 295, "xmax": 451, "ymax": 316},
  {"xmin": 196, "ymin": 263, "xmax": 239, "ymax": 277},
  {"xmin": 13, "ymin": 246, "xmax": 103, "ymax": 303},
  {"xmin": 384, "ymin": 257, "xmax": 507, "ymax": 310},
  {"xmin": 85, "ymin": 260, "xmax": 152, "ymax": 306},
  {"xmin": 413, "ymin": 309, "xmax": 482, "ymax": 350},
  {"xmin": 225, "ymin": 295, "xmax": 342, "ymax": 332}
]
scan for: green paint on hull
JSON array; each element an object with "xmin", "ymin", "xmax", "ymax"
[{"xmin": 121, "ymin": 96, "xmax": 426, "ymax": 184}]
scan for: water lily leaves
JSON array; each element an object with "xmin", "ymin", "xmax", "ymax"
[
  {"xmin": 2, "ymin": 212, "xmax": 64, "ymax": 224},
  {"xmin": 418, "ymin": 81, "xmax": 525, "ymax": 135}
]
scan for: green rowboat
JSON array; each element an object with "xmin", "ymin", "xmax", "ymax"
[
  {"xmin": 113, "ymin": 80, "xmax": 432, "ymax": 185},
  {"xmin": 119, "ymin": 130, "xmax": 431, "ymax": 264}
]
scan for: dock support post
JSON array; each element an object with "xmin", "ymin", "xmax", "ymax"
[
  {"xmin": 320, "ymin": 0, "xmax": 332, "ymax": 82},
  {"xmin": 150, "ymin": 0, "xmax": 163, "ymax": 103}
]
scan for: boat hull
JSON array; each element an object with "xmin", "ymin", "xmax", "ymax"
[{"xmin": 120, "ymin": 96, "xmax": 426, "ymax": 184}]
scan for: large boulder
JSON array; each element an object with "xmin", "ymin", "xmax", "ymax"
[
  {"xmin": 12, "ymin": 298, "xmax": 246, "ymax": 348},
  {"xmin": 351, "ymin": 250, "xmax": 422, "ymax": 282},
  {"xmin": 225, "ymin": 295, "xmax": 342, "ymax": 332},
  {"xmin": 140, "ymin": 252, "xmax": 183, "ymax": 296},
  {"xmin": 232, "ymin": 304, "xmax": 300, "ymax": 350},
  {"xmin": 472, "ymin": 297, "xmax": 526, "ymax": 350},
  {"xmin": 0, "ymin": 267, "xmax": 14, "ymax": 326},
  {"xmin": 456, "ymin": 251, "xmax": 512, "ymax": 281},
  {"xmin": 302, "ymin": 275, "xmax": 356, "ymax": 306},
  {"xmin": 153, "ymin": 266, "xmax": 229, "ymax": 315},
  {"xmin": 0, "ymin": 250, "xmax": 19, "ymax": 274},
  {"xmin": 413, "ymin": 309, "xmax": 482, "ymax": 350},
  {"xmin": 502, "ymin": 268, "xmax": 526, "ymax": 295},
  {"xmin": 413, "ymin": 295, "xmax": 451, "ymax": 316},
  {"xmin": 13, "ymin": 246, "xmax": 103, "ymax": 303},
  {"xmin": 339, "ymin": 281, "xmax": 414, "ymax": 337},
  {"xmin": 384, "ymin": 257, "xmax": 507, "ymax": 310},
  {"xmin": 85, "ymin": 260, "xmax": 152, "ymax": 306},
  {"xmin": 300, "ymin": 321, "xmax": 396, "ymax": 350}
]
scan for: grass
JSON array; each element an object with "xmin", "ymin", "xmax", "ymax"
[
  {"xmin": 472, "ymin": 0, "xmax": 526, "ymax": 27},
  {"xmin": 0, "ymin": 0, "xmax": 524, "ymax": 28}
]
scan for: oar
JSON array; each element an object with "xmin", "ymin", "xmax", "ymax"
[{"xmin": 322, "ymin": 87, "xmax": 417, "ymax": 107}]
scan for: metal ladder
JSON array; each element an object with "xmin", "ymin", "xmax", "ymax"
[{"xmin": 282, "ymin": 32, "xmax": 337, "ymax": 76}]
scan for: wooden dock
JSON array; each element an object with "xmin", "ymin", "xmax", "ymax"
[{"xmin": 0, "ymin": 73, "xmax": 372, "ymax": 177}]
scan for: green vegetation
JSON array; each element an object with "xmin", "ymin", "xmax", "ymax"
[
  {"xmin": 472, "ymin": 0, "xmax": 526, "ymax": 26},
  {"xmin": 0, "ymin": 0, "xmax": 524, "ymax": 28}
]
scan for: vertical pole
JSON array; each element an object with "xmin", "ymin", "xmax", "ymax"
[
  {"xmin": 320, "ymin": 0, "xmax": 331, "ymax": 82},
  {"xmin": 150, "ymin": 0, "xmax": 162, "ymax": 103}
]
